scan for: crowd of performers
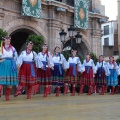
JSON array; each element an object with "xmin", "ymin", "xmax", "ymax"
[{"xmin": 0, "ymin": 36, "xmax": 120, "ymax": 101}]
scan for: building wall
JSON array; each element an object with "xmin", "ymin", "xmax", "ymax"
[
  {"xmin": 101, "ymin": 21, "xmax": 118, "ymax": 56},
  {"xmin": 118, "ymin": 0, "xmax": 120, "ymax": 57},
  {"xmin": 0, "ymin": 0, "xmax": 108, "ymax": 57}
]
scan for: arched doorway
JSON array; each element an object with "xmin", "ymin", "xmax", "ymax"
[
  {"xmin": 64, "ymin": 39, "xmax": 89, "ymax": 58},
  {"xmin": 10, "ymin": 28, "xmax": 37, "ymax": 54}
]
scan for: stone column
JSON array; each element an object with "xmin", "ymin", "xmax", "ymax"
[
  {"xmin": 0, "ymin": 0, "xmax": 4, "ymax": 28},
  {"xmin": 47, "ymin": 1, "xmax": 68, "ymax": 53},
  {"xmin": 118, "ymin": 0, "xmax": 120, "ymax": 57},
  {"xmin": 90, "ymin": 18, "xmax": 102, "ymax": 57}
]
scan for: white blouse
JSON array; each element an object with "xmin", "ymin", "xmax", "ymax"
[
  {"xmin": 68, "ymin": 57, "xmax": 85, "ymax": 72},
  {"xmin": 0, "ymin": 46, "xmax": 18, "ymax": 61},
  {"xmin": 96, "ymin": 61, "xmax": 110, "ymax": 76},
  {"xmin": 83, "ymin": 59, "xmax": 96, "ymax": 73},
  {"xmin": 52, "ymin": 54, "xmax": 66, "ymax": 64},
  {"xmin": 68, "ymin": 57, "xmax": 81, "ymax": 64},
  {"xmin": 107, "ymin": 62, "xmax": 118, "ymax": 69},
  {"xmin": 17, "ymin": 50, "xmax": 37, "ymax": 66},
  {"xmin": 107, "ymin": 62, "xmax": 120, "ymax": 75},
  {"xmin": 36, "ymin": 51, "xmax": 54, "ymax": 68},
  {"xmin": 96, "ymin": 61, "xmax": 107, "ymax": 69},
  {"xmin": 52, "ymin": 53, "xmax": 68, "ymax": 69}
]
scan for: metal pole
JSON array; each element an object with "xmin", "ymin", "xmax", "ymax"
[{"xmin": 71, "ymin": 37, "xmax": 72, "ymax": 51}]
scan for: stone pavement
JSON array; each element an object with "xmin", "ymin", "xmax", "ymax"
[{"xmin": 0, "ymin": 93, "xmax": 120, "ymax": 120}]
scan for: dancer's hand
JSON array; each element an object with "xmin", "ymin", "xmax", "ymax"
[
  {"xmin": 64, "ymin": 69, "xmax": 67, "ymax": 72},
  {"xmin": 51, "ymin": 67, "xmax": 54, "ymax": 70},
  {"xmin": 17, "ymin": 64, "xmax": 20, "ymax": 69}
]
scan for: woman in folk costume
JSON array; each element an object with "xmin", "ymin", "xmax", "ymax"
[
  {"xmin": 65, "ymin": 47, "xmax": 83, "ymax": 96},
  {"xmin": 94, "ymin": 55, "xmax": 110, "ymax": 95},
  {"xmin": 0, "ymin": 36, "xmax": 18, "ymax": 101},
  {"xmin": 80, "ymin": 53, "xmax": 96, "ymax": 95},
  {"xmin": 36, "ymin": 43, "xmax": 54, "ymax": 97},
  {"xmin": 114, "ymin": 63, "xmax": 120, "ymax": 93},
  {"xmin": 51, "ymin": 46, "xmax": 68, "ymax": 96},
  {"xmin": 14, "ymin": 41, "xmax": 37, "ymax": 99},
  {"xmin": 106, "ymin": 56, "xmax": 118, "ymax": 95}
]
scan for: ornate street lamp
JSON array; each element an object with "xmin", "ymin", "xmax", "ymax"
[
  {"xmin": 59, "ymin": 25, "xmax": 82, "ymax": 50},
  {"xmin": 75, "ymin": 32, "xmax": 82, "ymax": 44},
  {"xmin": 59, "ymin": 29, "xmax": 67, "ymax": 45},
  {"xmin": 68, "ymin": 25, "xmax": 75, "ymax": 48},
  {"xmin": 68, "ymin": 25, "xmax": 75, "ymax": 38}
]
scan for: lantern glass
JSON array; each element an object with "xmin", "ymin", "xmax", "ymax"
[
  {"xmin": 59, "ymin": 29, "xmax": 67, "ymax": 42},
  {"xmin": 68, "ymin": 25, "xmax": 75, "ymax": 38},
  {"xmin": 75, "ymin": 32, "xmax": 82, "ymax": 43}
]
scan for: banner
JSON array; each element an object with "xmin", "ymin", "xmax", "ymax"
[
  {"xmin": 74, "ymin": 0, "xmax": 89, "ymax": 29},
  {"xmin": 22, "ymin": 0, "xmax": 42, "ymax": 18}
]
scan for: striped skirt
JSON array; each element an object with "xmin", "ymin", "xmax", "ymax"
[
  {"xmin": 80, "ymin": 67, "xmax": 94, "ymax": 86},
  {"xmin": 65, "ymin": 66, "xmax": 80, "ymax": 84},
  {"xmin": 18, "ymin": 62, "xmax": 37, "ymax": 86},
  {"xmin": 0, "ymin": 58, "xmax": 18, "ymax": 85},
  {"xmin": 51, "ymin": 63, "xmax": 64, "ymax": 86},
  {"xmin": 107, "ymin": 69, "xmax": 118, "ymax": 86},
  {"xmin": 37, "ymin": 67, "xmax": 52, "ymax": 85},
  {"xmin": 118, "ymin": 75, "xmax": 120, "ymax": 85},
  {"xmin": 95, "ymin": 68, "xmax": 107, "ymax": 86}
]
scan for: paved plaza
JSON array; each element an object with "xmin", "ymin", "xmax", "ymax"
[{"xmin": 0, "ymin": 93, "xmax": 120, "ymax": 120}]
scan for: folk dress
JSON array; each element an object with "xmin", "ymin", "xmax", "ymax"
[
  {"xmin": 95, "ymin": 61, "xmax": 110, "ymax": 86},
  {"xmin": 51, "ymin": 53, "xmax": 67, "ymax": 86},
  {"xmin": 80, "ymin": 59, "xmax": 96, "ymax": 86},
  {"xmin": 17, "ymin": 51, "xmax": 37, "ymax": 86},
  {"xmin": 65, "ymin": 56, "xmax": 83, "ymax": 84},
  {"xmin": 36, "ymin": 52, "xmax": 54, "ymax": 85},
  {"xmin": 0, "ymin": 46, "xmax": 18, "ymax": 85},
  {"xmin": 106, "ymin": 62, "xmax": 118, "ymax": 87}
]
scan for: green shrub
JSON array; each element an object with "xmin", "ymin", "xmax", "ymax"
[
  {"xmin": 0, "ymin": 28, "xmax": 8, "ymax": 44},
  {"xmin": 27, "ymin": 35, "xmax": 44, "ymax": 53},
  {"xmin": 61, "ymin": 51, "xmax": 71, "ymax": 61},
  {"xmin": 116, "ymin": 58, "xmax": 120, "ymax": 65},
  {"xmin": 90, "ymin": 52, "xmax": 98, "ymax": 64},
  {"xmin": 62, "ymin": 50, "xmax": 83, "ymax": 62}
]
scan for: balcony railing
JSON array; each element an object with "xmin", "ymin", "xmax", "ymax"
[
  {"xmin": 54, "ymin": 0, "xmax": 74, "ymax": 7},
  {"xmin": 54, "ymin": 0, "xmax": 93, "ymax": 11}
]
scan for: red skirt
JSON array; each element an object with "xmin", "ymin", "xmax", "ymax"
[
  {"xmin": 18, "ymin": 63, "xmax": 37, "ymax": 86},
  {"xmin": 65, "ymin": 66, "xmax": 80, "ymax": 84},
  {"xmin": 80, "ymin": 68, "xmax": 94, "ymax": 86},
  {"xmin": 37, "ymin": 67, "xmax": 52, "ymax": 85}
]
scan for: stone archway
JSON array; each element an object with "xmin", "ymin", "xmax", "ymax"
[
  {"xmin": 3, "ymin": 19, "xmax": 47, "ymax": 40},
  {"xmin": 63, "ymin": 38, "xmax": 90, "ymax": 59},
  {"xmin": 10, "ymin": 28, "xmax": 37, "ymax": 54},
  {"xmin": 3, "ymin": 18, "xmax": 47, "ymax": 54}
]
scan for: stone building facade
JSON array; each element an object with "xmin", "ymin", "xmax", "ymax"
[
  {"xmin": 101, "ymin": 20, "xmax": 118, "ymax": 57},
  {"xmin": 118, "ymin": 0, "xmax": 120, "ymax": 57},
  {"xmin": 0, "ymin": 0, "xmax": 108, "ymax": 58}
]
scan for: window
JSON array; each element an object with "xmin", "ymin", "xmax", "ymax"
[
  {"xmin": 104, "ymin": 37, "xmax": 109, "ymax": 46},
  {"xmin": 67, "ymin": 0, "xmax": 74, "ymax": 7},
  {"xmin": 88, "ymin": 1, "xmax": 92, "ymax": 12},
  {"xmin": 55, "ymin": 0, "xmax": 62, "ymax": 2},
  {"xmin": 114, "ymin": 51, "xmax": 119, "ymax": 55},
  {"xmin": 104, "ymin": 25, "xmax": 109, "ymax": 35}
]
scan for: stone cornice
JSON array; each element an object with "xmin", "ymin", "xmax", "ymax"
[
  {"xmin": 0, "ymin": 0, "xmax": 108, "ymax": 24},
  {"xmin": 0, "ymin": 0, "xmax": 108, "ymax": 20},
  {"xmin": 42, "ymin": 0, "xmax": 108, "ymax": 19},
  {"xmin": 0, "ymin": 12, "xmax": 5, "ymax": 17}
]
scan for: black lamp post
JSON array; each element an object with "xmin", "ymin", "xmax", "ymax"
[
  {"xmin": 68, "ymin": 25, "xmax": 75, "ymax": 48},
  {"xmin": 59, "ymin": 29, "xmax": 67, "ymax": 45},
  {"xmin": 59, "ymin": 25, "xmax": 82, "ymax": 50},
  {"xmin": 75, "ymin": 32, "xmax": 82, "ymax": 44}
]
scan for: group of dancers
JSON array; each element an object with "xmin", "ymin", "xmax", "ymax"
[{"xmin": 0, "ymin": 35, "xmax": 120, "ymax": 101}]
